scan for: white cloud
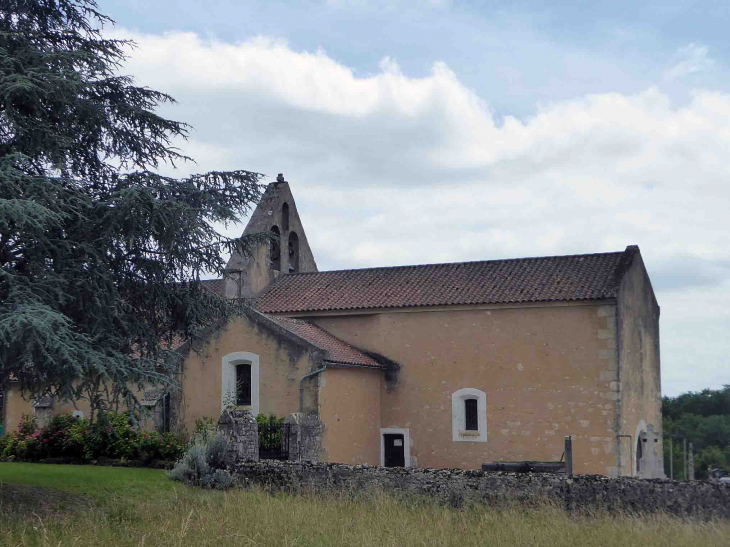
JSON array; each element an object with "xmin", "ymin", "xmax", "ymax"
[
  {"xmin": 111, "ymin": 29, "xmax": 730, "ymax": 396},
  {"xmin": 665, "ymin": 42, "xmax": 716, "ymax": 80}
]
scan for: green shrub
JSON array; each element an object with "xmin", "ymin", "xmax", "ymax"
[
  {"xmin": 256, "ymin": 413, "xmax": 285, "ymax": 450},
  {"xmin": 0, "ymin": 411, "xmax": 184, "ymax": 464},
  {"xmin": 37, "ymin": 414, "xmax": 86, "ymax": 458},
  {"xmin": 2, "ymin": 414, "xmax": 38, "ymax": 458},
  {"xmin": 168, "ymin": 432, "xmax": 234, "ymax": 490},
  {"xmin": 17, "ymin": 414, "xmax": 36, "ymax": 437},
  {"xmin": 82, "ymin": 412, "xmax": 138, "ymax": 459},
  {"xmin": 138, "ymin": 431, "xmax": 186, "ymax": 462},
  {"xmin": 191, "ymin": 416, "xmax": 216, "ymax": 444}
]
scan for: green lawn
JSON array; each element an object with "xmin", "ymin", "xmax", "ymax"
[
  {"xmin": 0, "ymin": 462, "xmax": 172, "ymax": 499},
  {"xmin": 1, "ymin": 462, "xmax": 729, "ymax": 547}
]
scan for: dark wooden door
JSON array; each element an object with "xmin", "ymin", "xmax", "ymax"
[{"xmin": 383, "ymin": 434, "xmax": 405, "ymax": 467}]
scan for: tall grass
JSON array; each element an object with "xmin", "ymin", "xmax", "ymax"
[
  {"xmin": 0, "ymin": 463, "xmax": 728, "ymax": 546},
  {"xmin": 2, "ymin": 486, "xmax": 729, "ymax": 546}
]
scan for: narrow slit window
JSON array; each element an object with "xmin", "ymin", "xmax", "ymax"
[
  {"xmin": 282, "ymin": 203, "xmax": 289, "ymax": 232},
  {"xmin": 236, "ymin": 363, "xmax": 252, "ymax": 406},
  {"xmin": 288, "ymin": 231, "xmax": 299, "ymax": 273},
  {"xmin": 270, "ymin": 225, "xmax": 281, "ymax": 271},
  {"xmin": 464, "ymin": 398, "xmax": 478, "ymax": 431}
]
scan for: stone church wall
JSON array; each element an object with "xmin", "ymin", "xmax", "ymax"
[
  {"xmin": 319, "ymin": 366, "xmax": 381, "ymax": 465},
  {"xmin": 312, "ymin": 301, "xmax": 621, "ymax": 475},
  {"xmin": 3, "ymin": 382, "xmax": 144, "ymax": 431},
  {"xmin": 178, "ymin": 316, "xmax": 322, "ymax": 436},
  {"xmin": 616, "ymin": 248, "xmax": 663, "ymax": 477}
]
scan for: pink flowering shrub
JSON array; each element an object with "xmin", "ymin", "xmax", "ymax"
[
  {"xmin": 0, "ymin": 412, "xmax": 184, "ymax": 463},
  {"xmin": 37, "ymin": 414, "xmax": 86, "ymax": 458},
  {"xmin": 0, "ymin": 415, "xmax": 39, "ymax": 459}
]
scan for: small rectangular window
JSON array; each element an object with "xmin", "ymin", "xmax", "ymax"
[
  {"xmin": 465, "ymin": 399, "xmax": 478, "ymax": 431},
  {"xmin": 236, "ymin": 363, "xmax": 252, "ymax": 406}
]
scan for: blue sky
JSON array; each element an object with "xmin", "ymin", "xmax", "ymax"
[
  {"xmin": 106, "ymin": 0, "xmax": 730, "ymax": 115},
  {"xmin": 101, "ymin": 0, "xmax": 730, "ymax": 396}
]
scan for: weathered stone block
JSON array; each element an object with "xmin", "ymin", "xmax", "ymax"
[
  {"xmin": 33, "ymin": 397, "xmax": 53, "ymax": 429},
  {"xmin": 286, "ymin": 413, "xmax": 324, "ymax": 462},
  {"xmin": 218, "ymin": 409, "xmax": 259, "ymax": 465}
]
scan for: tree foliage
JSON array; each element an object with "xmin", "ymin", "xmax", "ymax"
[
  {"xmin": 662, "ymin": 386, "xmax": 730, "ymax": 421},
  {"xmin": 662, "ymin": 386, "xmax": 730, "ymax": 479},
  {"xmin": 0, "ymin": 0, "xmax": 266, "ymax": 420}
]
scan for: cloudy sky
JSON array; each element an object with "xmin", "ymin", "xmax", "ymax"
[{"xmin": 102, "ymin": 0, "xmax": 729, "ymax": 396}]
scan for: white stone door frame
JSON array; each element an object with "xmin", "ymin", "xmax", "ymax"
[
  {"xmin": 221, "ymin": 352, "xmax": 260, "ymax": 415},
  {"xmin": 380, "ymin": 427, "xmax": 411, "ymax": 468}
]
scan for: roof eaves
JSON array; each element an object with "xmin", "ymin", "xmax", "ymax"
[
  {"xmin": 243, "ymin": 308, "xmax": 328, "ymax": 357},
  {"xmin": 323, "ymin": 360, "xmax": 384, "ymax": 369}
]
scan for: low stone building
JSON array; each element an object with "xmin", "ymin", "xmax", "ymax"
[{"xmin": 1, "ymin": 177, "xmax": 663, "ymax": 477}]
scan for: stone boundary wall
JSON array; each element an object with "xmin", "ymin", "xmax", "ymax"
[{"xmin": 233, "ymin": 460, "xmax": 730, "ymax": 519}]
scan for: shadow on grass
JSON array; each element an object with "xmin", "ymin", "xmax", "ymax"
[{"xmin": 0, "ymin": 482, "xmax": 92, "ymax": 519}]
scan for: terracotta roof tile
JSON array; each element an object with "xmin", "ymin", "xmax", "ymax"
[
  {"xmin": 258, "ymin": 248, "xmax": 636, "ymax": 313},
  {"xmin": 199, "ymin": 278, "xmax": 226, "ymax": 297},
  {"xmin": 263, "ymin": 314, "xmax": 381, "ymax": 368}
]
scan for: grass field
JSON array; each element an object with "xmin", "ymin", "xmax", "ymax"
[{"xmin": 1, "ymin": 462, "xmax": 729, "ymax": 547}]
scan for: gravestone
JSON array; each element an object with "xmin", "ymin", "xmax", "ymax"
[{"xmin": 33, "ymin": 397, "xmax": 53, "ymax": 429}]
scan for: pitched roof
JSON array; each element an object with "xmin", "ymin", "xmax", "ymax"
[
  {"xmin": 257, "ymin": 247, "xmax": 637, "ymax": 314},
  {"xmin": 167, "ymin": 310, "xmax": 382, "ymax": 369},
  {"xmin": 261, "ymin": 313, "xmax": 381, "ymax": 368},
  {"xmin": 199, "ymin": 278, "xmax": 226, "ymax": 298}
]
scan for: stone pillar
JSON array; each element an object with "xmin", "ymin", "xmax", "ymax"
[
  {"xmin": 285, "ymin": 413, "xmax": 324, "ymax": 462},
  {"xmin": 140, "ymin": 390, "xmax": 165, "ymax": 432},
  {"xmin": 32, "ymin": 397, "xmax": 53, "ymax": 429},
  {"xmin": 638, "ymin": 424, "xmax": 666, "ymax": 479},
  {"xmin": 218, "ymin": 409, "xmax": 258, "ymax": 466}
]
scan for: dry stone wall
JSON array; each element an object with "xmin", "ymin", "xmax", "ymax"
[{"xmin": 233, "ymin": 460, "xmax": 730, "ymax": 519}]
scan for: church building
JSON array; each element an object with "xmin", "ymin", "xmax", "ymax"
[{"xmin": 2, "ymin": 177, "xmax": 663, "ymax": 477}]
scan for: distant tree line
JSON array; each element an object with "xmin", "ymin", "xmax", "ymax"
[{"xmin": 662, "ymin": 385, "xmax": 730, "ymax": 479}]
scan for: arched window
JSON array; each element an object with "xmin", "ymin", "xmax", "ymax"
[
  {"xmin": 282, "ymin": 203, "xmax": 289, "ymax": 232},
  {"xmin": 451, "ymin": 388, "xmax": 487, "ymax": 443},
  {"xmin": 288, "ymin": 231, "xmax": 299, "ymax": 273},
  {"xmin": 221, "ymin": 352, "xmax": 260, "ymax": 414},
  {"xmin": 270, "ymin": 225, "xmax": 281, "ymax": 271}
]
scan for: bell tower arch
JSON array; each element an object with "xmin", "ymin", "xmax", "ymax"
[{"xmin": 223, "ymin": 174, "xmax": 318, "ymax": 298}]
